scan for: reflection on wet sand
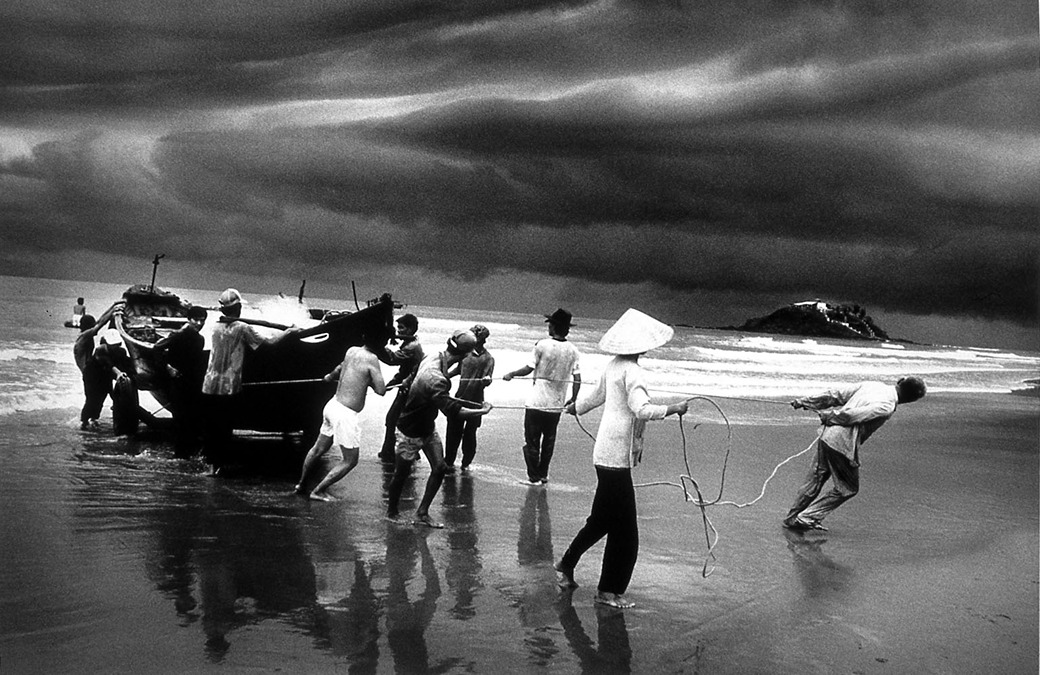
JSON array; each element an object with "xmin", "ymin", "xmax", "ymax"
[
  {"xmin": 305, "ymin": 506, "xmax": 381, "ymax": 672},
  {"xmin": 782, "ymin": 528, "xmax": 853, "ymax": 599},
  {"xmin": 441, "ymin": 474, "xmax": 483, "ymax": 620},
  {"xmin": 518, "ymin": 486, "xmax": 553, "ymax": 567},
  {"xmin": 385, "ymin": 524, "xmax": 443, "ymax": 672},
  {"xmin": 554, "ymin": 589, "xmax": 633, "ymax": 674},
  {"xmin": 179, "ymin": 488, "xmax": 318, "ymax": 661},
  {"xmin": 514, "ymin": 486, "xmax": 562, "ymax": 667},
  {"xmin": 312, "ymin": 558, "xmax": 381, "ymax": 672},
  {"xmin": 77, "ymin": 460, "xmax": 319, "ymax": 663}
]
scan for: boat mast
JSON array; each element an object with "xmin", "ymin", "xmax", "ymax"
[{"xmin": 149, "ymin": 254, "xmax": 165, "ymax": 293}]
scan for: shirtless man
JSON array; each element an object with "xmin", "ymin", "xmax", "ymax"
[{"xmin": 295, "ymin": 334, "xmax": 388, "ymax": 501}]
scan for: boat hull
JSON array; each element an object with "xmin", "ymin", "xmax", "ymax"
[{"xmin": 115, "ymin": 286, "xmax": 396, "ymax": 436}]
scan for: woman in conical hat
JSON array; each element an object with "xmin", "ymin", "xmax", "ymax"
[{"xmin": 556, "ymin": 308, "xmax": 688, "ymax": 609}]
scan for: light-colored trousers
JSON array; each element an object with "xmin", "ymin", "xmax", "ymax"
[{"xmin": 786, "ymin": 440, "xmax": 860, "ymax": 523}]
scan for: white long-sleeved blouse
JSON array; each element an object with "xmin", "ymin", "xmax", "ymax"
[{"xmin": 575, "ymin": 356, "xmax": 669, "ymax": 469}]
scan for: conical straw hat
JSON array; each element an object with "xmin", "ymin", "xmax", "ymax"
[{"xmin": 598, "ymin": 308, "xmax": 674, "ymax": 355}]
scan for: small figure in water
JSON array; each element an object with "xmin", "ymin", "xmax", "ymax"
[
  {"xmin": 295, "ymin": 331, "xmax": 388, "ymax": 501},
  {"xmin": 783, "ymin": 376, "xmax": 926, "ymax": 532},
  {"xmin": 71, "ymin": 297, "xmax": 86, "ymax": 327}
]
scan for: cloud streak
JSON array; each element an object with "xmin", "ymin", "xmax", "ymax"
[{"xmin": 0, "ymin": 0, "xmax": 1036, "ymax": 348}]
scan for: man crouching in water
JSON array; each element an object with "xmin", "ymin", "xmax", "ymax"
[{"xmin": 295, "ymin": 331, "xmax": 388, "ymax": 501}]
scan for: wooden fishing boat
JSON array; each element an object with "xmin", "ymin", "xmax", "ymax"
[{"xmin": 114, "ymin": 284, "xmax": 397, "ymax": 437}]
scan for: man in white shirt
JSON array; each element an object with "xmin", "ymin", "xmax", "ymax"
[
  {"xmin": 503, "ymin": 308, "xmax": 581, "ymax": 484},
  {"xmin": 783, "ymin": 376, "xmax": 926, "ymax": 531}
]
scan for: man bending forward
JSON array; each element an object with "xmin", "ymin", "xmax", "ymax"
[{"xmin": 296, "ymin": 337, "xmax": 387, "ymax": 501}]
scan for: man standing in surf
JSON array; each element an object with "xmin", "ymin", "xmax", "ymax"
[
  {"xmin": 200, "ymin": 288, "xmax": 301, "ymax": 474},
  {"xmin": 783, "ymin": 376, "xmax": 927, "ymax": 531},
  {"xmin": 295, "ymin": 330, "xmax": 388, "ymax": 502},
  {"xmin": 502, "ymin": 308, "xmax": 581, "ymax": 484}
]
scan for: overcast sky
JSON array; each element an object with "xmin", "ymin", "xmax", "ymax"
[{"xmin": 1, "ymin": 1, "xmax": 1036, "ymax": 350}]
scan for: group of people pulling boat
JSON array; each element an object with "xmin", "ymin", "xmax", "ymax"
[{"xmin": 73, "ymin": 287, "xmax": 926, "ymax": 611}]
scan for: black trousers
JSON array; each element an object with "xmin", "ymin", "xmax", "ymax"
[
  {"xmin": 444, "ymin": 412, "xmax": 481, "ymax": 468},
  {"xmin": 560, "ymin": 466, "xmax": 638, "ymax": 595},
  {"xmin": 523, "ymin": 409, "xmax": 561, "ymax": 481},
  {"xmin": 201, "ymin": 394, "xmax": 237, "ymax": 467},
  {"xmin": 81, "ymin": 372, "xmax": 111, "ymax": 423},
  {"xmin": 380, "ymin": 388, "xmax": 408, "ymax": 460}
]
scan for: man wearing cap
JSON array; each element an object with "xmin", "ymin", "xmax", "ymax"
[
  {"xmin": 378, "ymin": 314, "xmax": 424, "ymax": 463},
  {"xmin": 502, "ymin": 308, "xmax": 581, "ymax": 484},
  {"xmin": 558, "ymin": 308, "xmax": 688, "ymax": 610},
  {"xmin": 200, "ymin": 288, "xmax": 301, "ymax": 473},
  {"xmin": 444, "ymin": 324, "xmax": 495, "ymax": 473},
  {"xmin": 783, "ymin": 376, "xmax": 927, "ymax": 532},
  {"xmin": 387, "ymin": 330, "xmax": 493, "ymax": 528}
]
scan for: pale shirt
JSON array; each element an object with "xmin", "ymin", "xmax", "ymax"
[
  {"xmin": 525, "ymin": 338, "xmax": 581, "ymax": 409},
  {"xmin": 796, "ymin": 381, "xmax": 898, "ymax": 466},
  {"xmin": 201, "ymin": 321, "xmax": 264, "ymax": 395},
  {"xmin": 575, "ymin": 357, "xmax": 668, "ymax": 469}
]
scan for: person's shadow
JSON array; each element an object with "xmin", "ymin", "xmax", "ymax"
[
  {"xmin": 518, "ymin": 486, "xmax": 553, "ymax": 566},
  {"xmin": 384, "ymin": 524, "xmax": 442, "ymax": 673},
  {"xmin": 441, "ymin": 474, "xmax": 483, "ymax": 620},
  {"xmin": 554, "ymin": 588, "xmax": 633, "ymax": 674},
  {"xmin": 782, "ymin": 528, "xmax": 853, "ymax": 598},
  {"xmin": 514, "ymin": 487, "xmax": 563, "ymax": 666},
  {"xmin": 309, "ymin": 551, "xmax": 381, "ymax": 672}
]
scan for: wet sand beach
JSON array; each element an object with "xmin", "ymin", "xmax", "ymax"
[{"xmin": 1, "ymin": 391, "xmax": 1036, "ymax": 674}]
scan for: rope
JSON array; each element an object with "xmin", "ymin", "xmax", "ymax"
[
  {"xmin": 649, "ymin": 389, "xmax": 791, "ymax": 406},
  {"xmin": 242, "ymin": 378, "xmax": 326, "ymax": 386},
  {"xmin": 459, "ymin": 375, "xmax": 580, "ymax": 384},
  {"xmin": 462, "ymin": 376, "xmax": 791, "ymax": 408},
  {"xmin": 571, "ymin": 393, "xmax": 819, "ymax": 579}
]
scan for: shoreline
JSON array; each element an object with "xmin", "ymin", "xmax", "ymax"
[{"xmin": 1, "ymin": 391, "xmax": 1037, "ymax": 673}]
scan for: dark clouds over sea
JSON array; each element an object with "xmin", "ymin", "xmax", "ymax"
[{"xmin": 1, "ymin": 0, "xmax": 1036, "ymax": 349}]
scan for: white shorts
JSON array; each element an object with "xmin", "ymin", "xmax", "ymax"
[{"xmin": 320, "ymin": 398, "xmax": 361, "ymax": 450}]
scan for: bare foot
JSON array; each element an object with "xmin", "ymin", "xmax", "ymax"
[
  {"xmin": 309, "ymin": 491, "xmax": 336, "ymax": 502},
  {"xmin": 594, "ymin": 592, "xmax": 634, "ymax": 609},
  {"xmin": 412, "ymin": 513, "xmax": 445, "ymax": 529},
  {"xmin": 293, "ymin": 484, "xmax": 307, "ymax": 496},
  {"xmin": 554, "ymin": 562, "xmax": 578, "ymax": 588}
]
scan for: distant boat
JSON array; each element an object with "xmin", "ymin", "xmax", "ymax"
[{"xmin": 113, "ymin": 283, "xmax": 397, "ymax": 438}]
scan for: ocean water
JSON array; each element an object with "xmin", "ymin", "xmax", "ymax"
[
  {"xmin": 1, "ymin": 274, "xmax": 1037, "ymax": 674},
  {"xmin": 3, "ymin": 275, "xmax": 1037, "ymax": 420}
]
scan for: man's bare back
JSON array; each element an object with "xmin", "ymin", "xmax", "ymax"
[{"xmin": 334, "ymin": 345, "xmax": 387, "ymax": 412}]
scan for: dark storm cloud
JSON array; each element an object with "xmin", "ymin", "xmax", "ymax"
[{"xmin": 0, "ymin": 0, "xmax": 1036, "ymax": 344}]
